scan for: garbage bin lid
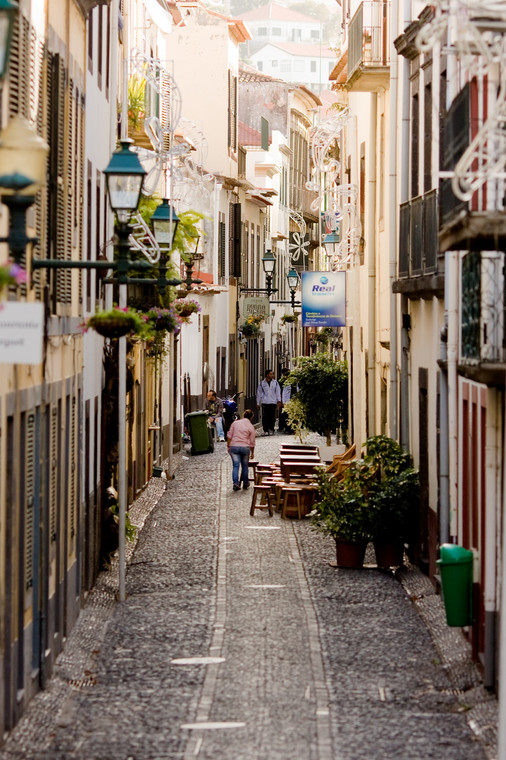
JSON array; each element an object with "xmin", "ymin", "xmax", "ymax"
[
  {"xmin": 438, "ymin": 543, "xmax": 473, "ymax": 564},
  {"xmin": 185, "ymin": 411, "xmax": 208, "ymax": 419}
]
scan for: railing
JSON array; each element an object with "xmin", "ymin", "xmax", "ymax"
[
  {"xmin": 440, "ymin": 83, "xmax": 470, "ymax": 227},
  {"xmin": 461, "ymin": 251, "xmax": 505, "ymax": 364},
  {"xmin": 398, "ymin": 190, "xmax": 438, "ymax": 279},
  {"xmin": 348, "ymin": 1, "xmax": 390, "ymax": 79}
]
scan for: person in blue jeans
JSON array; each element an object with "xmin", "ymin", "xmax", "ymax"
[
  {"xmin": 227, "ymin": 409, "xmax": 256, "ymax": 491},
  {"xmin": 205, "ymin": 389, "xmax": 225, "ymax": 441}
]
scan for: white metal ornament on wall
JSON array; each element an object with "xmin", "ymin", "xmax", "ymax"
[
  {"xmin": 416, "ymin": 1, "xmax": 506, "ymax": 201},
  {"xmin": 307, "ymin": 108, "xmax": 361, "ymax": 270}
]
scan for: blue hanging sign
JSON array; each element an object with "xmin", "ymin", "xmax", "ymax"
[{"xmin": 301, "ymin": 271, "xmax": 346, "ymax": 327}]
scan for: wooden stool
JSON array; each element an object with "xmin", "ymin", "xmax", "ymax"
[
  {"xmin": 248, "ymin": 460, "xmax": 259, "ymax": 483},
  {"xmin": 250, "ymin": 485, "xmax": 273, "ymax": 517},
  {"xmin": 280, "ymin": 487, "xmax": 304, "ymax": 519}
]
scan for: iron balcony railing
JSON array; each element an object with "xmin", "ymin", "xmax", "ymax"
[
  {"xmin": 461, "ymin": 251, "xmax": 506, "ymax": 364},
  {"xmin": 348, "ymin": 1, "xmax": 390, "ymax": 79},
  {"xmin": 398, "ymin": 189, "xmax": 438, "ymax": 278},
  {"xmin": 440, "ymin": 83, "xmax": 470, "ymax": 227}
]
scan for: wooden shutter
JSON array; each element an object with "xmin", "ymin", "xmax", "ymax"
[
  {"xmin": 228, "ymin": 71, "xmax": 237, "ymax": 152},
  {"xmin": 229, "ymin": 202, "xmax": 241, "ymax": 278},
  {"xmin": 219, "ymin": 218, "xmax": 226, "ymax": 279},
  {"xmin": 25, "ymin": 412, "xmax": 36, "ymax": 591},
  {"xmin": 50, "ymin": 405, "xmax": 58, "ymax": 542}
]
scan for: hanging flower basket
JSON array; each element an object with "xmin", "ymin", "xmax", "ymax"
[
  {"xmin": 0, "ymin": 262, "xmax": 27, "ymax": 296},
  {"xmin": 281, "ymin": 313, "xmax": 298, "ymax": 324},
  {"xmin": 146, "ymin": 307, "xmax": 180, "ymax": 333},
  {"xmin": 240, "ymin": 322, "xmax": 260, "ymax": 336},
  {"xmin": 173, "ymin": 298, "xmax": 201, "ymax": 320},
  {"xmin": 85, "ymin": 307, "xmax": 150, "ymax": 340}
]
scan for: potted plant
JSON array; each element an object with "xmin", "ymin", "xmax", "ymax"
[
  {"xmin": 0, "ymin": 261, "xmax": 27, "ymax": 295},
  {"xmin": 146, "ymin": 306, "xmax": 180, "ymax": 333},
  {"xmin": 84, "ymin": 306, "xmax": 151, "ymax": 340},
  {"xmin": 240, "ymin": 314, "xmax": 264, "ymax": 336},
  {"xmin": 281, "ymin": 313, "xmax": 298, "ymax": 324},
  {"xmin": 312, "ymin": 466, "xmax": 372, "ymax": 568},
  {"xmin": 360, "ymin": 435, "xmax": 419, "ymax": 567},
  {"xmin": 173, "ymin": 298, "xmax": 201, "ymax": 321}
]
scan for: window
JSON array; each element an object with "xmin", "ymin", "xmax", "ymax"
[
  {"xmin": 310, "ymin": 60, "xmax": 317, "ymax": 72},
  {"xmin": 328, "ymin": 61, "xmax": 334, "ymax": 73},
  {"xmin": 271, "ymin": 60, "xmax": 278, "ymax": 67},
  {"xmin": 311, "ymin": 29, "xmax": 320, "ymax": 40},
  {"xmin": 292, "ymin": 28, "xmax": 301, "ymax": 40},
  {"xmin": 281, "ymin": 60, "xmax": 291, "ymax": 72},
  {"xmin": 257, "ymin": 61, "xmax": 263, "ymax": 71},
  {"xmin": 258, "ymin": 27, "xmax": 267, "ymax": 35},
  {"xmin": 272, "ymin": 27, "xmax": 281, "ymax": 35}
]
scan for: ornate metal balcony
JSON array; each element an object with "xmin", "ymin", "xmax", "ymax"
[
  {"xmin": 461, "ymin": 251, "xmax": 505, "ymax": 377},
  {"xmin": 346, "ymin": 1, "xmax": 390, "ymax": 92}
]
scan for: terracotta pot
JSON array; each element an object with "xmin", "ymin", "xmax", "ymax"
[
  {"xmin": 334, "ymin": 538, "xmax": 367, "ymax": 569},
  {"xmin": 373, "ymin": 539, "xmax": 404, "ymax": 568}
]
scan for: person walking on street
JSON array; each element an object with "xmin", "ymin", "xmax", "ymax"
[
  {"xmin": 278, "ymin": 367, "xmax": 293, "ymax": 434},
  {"xmin": 227, "ymin": 409, "xmax": 256, "ymax": 490},
  {"xmin": 256, "ymin": 369, "xmax": 281, "ymax": 435},
  {"xmin": 205, "ymin": 390, "xmax": 226, "ymax": 441}
]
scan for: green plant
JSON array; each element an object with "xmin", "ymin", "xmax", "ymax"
[
  {"xmin": 0, "ymin": 262, "xmax": 27, "ymax": 292},
  {"xmin": 283, "ymin": 396, "xmax": 308, "ymax": 443},
  {"xmin": 110, "ymin": 502, "xmax": 137, "ymax": 542},
  {"xmin": 359, "ymin": 435, "xmax": 419, "ymax": 542},
  {"xmin": 146, "ymin": 306, "xmax": 180, "ymax": 334},
  {"xmin": 172, "ymin": 209, "xmax": 208, "ymax": 264},
  {"xmin": 287, "ymin": 353, "xmax": 348, "ymax": 445},
  {"xmin": 127, "ymin": 75, "xmax": 146, "ymax": 130},
  {"xmin": 84, "ymin": 306, "xmax": 153, "ymax": 340},
  {"xmin": 311, "ymin": 466, "xmax": 372, "ymax": 543},
  {"xmin": 173, "ymin": 298, "xmax": 201, "ymax": 320},
  {"xmin": 281, "ymin": 313, "xmax": 298, "ymax": 324}
]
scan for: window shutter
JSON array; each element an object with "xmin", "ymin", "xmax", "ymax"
[
  {"xmin": 228, "ymin": 71, "xmax": 237, "ymax": 151},
  {"xmin": 219, "ymin": 219, "xmax": 226, "ymax": 279},
  {"xmin": 25, "ymin": 412, "xmax": 36, "ymax": 591},
  {"xmin": 229, "ymin": 203, "xmax": 241, "ymax": 278},
  {"xmin": 50, "ymin": 405, "xmax": 58, "ymax": 542},
  {"xmin": 69, "ymin": 396, "xmax": 77, "ymax": 544}
]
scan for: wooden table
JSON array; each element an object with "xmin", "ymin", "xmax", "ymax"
[{"xmin": 280, "ymin": 459, "xmax": 322, "ymax": 482}]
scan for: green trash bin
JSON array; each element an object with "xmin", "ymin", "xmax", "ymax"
[
  {"xmin": 185, "ymin": 411, "xmax": 214, "ymax": 455},
  {"xmin": 436, "ymin": 544, "xmax": 473, "ymax": 627}
]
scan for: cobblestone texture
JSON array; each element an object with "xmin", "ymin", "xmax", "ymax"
[{"xmin": 0, "ymin": 433, "xmax": 497, "ymax": 759}]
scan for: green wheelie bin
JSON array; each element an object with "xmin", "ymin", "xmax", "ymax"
[
  {"xmin": 185, "ymin": 411, "xmax": 214, "ymax": 455},
  {"xmin": 437, "ymin": 544, "xmax": 473, "ymax": 627}
]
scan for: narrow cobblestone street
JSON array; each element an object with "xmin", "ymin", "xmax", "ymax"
[{"xmin": 0, "ymin": 434, "xmax": 497, "ymax": 759}]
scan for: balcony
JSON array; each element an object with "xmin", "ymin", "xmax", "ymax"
[
  {"xmin": 460, "ymin": 251, "xmax": 506, "ymax": 384},
  {"xmin": 393, "ymin": 189, "xmax": 443, "ymax": 298},
  {"xmin": 346, "ymin": 1, "xmax": 390, "ymax": 92}
]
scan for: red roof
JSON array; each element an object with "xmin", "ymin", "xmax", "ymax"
[{"xmin": 238, "ymin": 120, "xmax": 272, "ymax": 147}]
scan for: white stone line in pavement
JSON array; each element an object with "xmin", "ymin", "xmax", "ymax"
[
  {"xmin": 287, "ymin": 527, "xmax": 336, "ymax": 760},
  {"xmin": 182, "ymin": 456, "xmax": 233, "ymax": 757},
  {"xmin": 172, "ymin": 657, "xmax": 226, "ymax": 665}
]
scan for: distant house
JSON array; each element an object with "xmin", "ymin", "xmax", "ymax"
[
  {"xmin": 250, "ymin": 42, "xmax": 336, "ymax": 93},
  {"xmin": 239, "ymin": 2, "xmax": 336, "ymax": 93}
]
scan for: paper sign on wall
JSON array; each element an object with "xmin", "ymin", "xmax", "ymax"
[{"xmin": 0, "ymin": 301, "xmax": 44, "ymax": 364}]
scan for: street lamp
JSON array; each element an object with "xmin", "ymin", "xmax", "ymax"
[
  {"xmin": 0, "ymin": 116, "xmax": 49, "ymax": 265},
  {"xmin": 261, "ymin": 248, "xmax": 276, "ymax": 298},
  {"xmin": 286, "ymin": 267, "xmax": 300, "ymax": 310},
  {"xmin": 0, "ymin": 0, "xmax": 16, "ymax": 80},
  {"xmin": 104, "ymin": 138, "xmax": 146, "ymax": 602}
]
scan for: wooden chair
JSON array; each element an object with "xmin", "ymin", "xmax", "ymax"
[
  {"xmin": 280, "ymin": 487, "xmax": 304, "ymax": 519},
  {"xmin": 325, "ymin": 443, "xmax": 356, "ymax": 474},
  {"xmin": 250, "ymin": 485, "xmax": 274, "ymax": 517}
]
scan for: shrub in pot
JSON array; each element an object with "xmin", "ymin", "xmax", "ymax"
[
  {"xmin": 359, "ymin": 436, "xmax": 419, "ymax": 567},
  {"xmin": 312, "ymin": 466, "xmax": 372, "ymax": 568}
]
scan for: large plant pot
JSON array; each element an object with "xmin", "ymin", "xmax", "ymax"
[
  {"xmin": 89, "ymin": 317, "xmax": 136, "ymax": 339},
  {"xmin": 334, "ymin": 538, "xmax": 367, "ymax": 569},
  {"xmin": 373, "ymin": 539, "xmax": 404, "ymax": 568}
]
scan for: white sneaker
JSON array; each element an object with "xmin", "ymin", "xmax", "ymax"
[{"xmin": 219, "ymin": 437, "xmax": 225, "ymax": 442}]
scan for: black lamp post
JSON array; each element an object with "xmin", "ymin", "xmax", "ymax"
[
  {"xmin": 150, "ymin": 198, "xmax": 182, "ymax": 294},
  {"xmin": 0, "ymin": 0, "xmax": 17, "ymax": 81},
  {"xmin": 103, "ymin": 138, "xmax": 146, "ymax": 603},
  {"xmin": 0, "ymin": 116, "xmax": 49, "ymax": 265},
  {"xmin": 262, "ymin": 248, "xmax": 276, "ymax": 298},
  {"xmin": 286, "ymin": 267, "xmax": 300, "ymax": 311}
]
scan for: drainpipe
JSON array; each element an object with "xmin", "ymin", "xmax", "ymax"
[
  {"xmin": 439, "ymin": 322, "xmax": 449, "ymax": 545},
  {"xmin": 399, "ymin": 0, "xmax": 411, "ymax": 451},
  {"xmin": 446, "ymin": 250, "xmax": 459, "ymax": 539},
  {"xmin": 483, "ymin": 388, "xmax": 500, "ymax": 688},
  {"xmin": 388, "ymin": 0, "xmax": 399, "ymax": 440},
  {"xmin": 367, "ymin": 93, "xmax": 377, "ymax": 436}
]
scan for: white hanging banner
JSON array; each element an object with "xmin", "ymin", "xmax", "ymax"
[{"xmin": 0, "ymin": 301, "xmax": 44, "ymax": 364}]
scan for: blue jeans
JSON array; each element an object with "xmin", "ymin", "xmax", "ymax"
[
  {"xmin": 209, "ymin": 416, "xmax": 225, "ymax": 439},
  {"xmin": 229, "ymin": 446, "xmax": 250, "ymax": 487}
]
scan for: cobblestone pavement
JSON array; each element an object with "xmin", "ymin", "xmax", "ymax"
[{"xmin": 0, "ymin": 433, "xmax": 497, "ymax": 759}]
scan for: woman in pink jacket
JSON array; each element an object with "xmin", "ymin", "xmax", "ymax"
[{"xmin": 227, "ymin": 409, "xmax": 256, "ymax": 491}]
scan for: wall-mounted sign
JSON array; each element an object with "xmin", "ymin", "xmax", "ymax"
[
  {"xmin": 242, "ymin": 296, "xmax": 270, "ymax": 320},
  {"xmin": 0, "ymin": 301, "xmax": 44, "ymax": 364},
  {"xmin": 301, "ymin": 271, "xmax": 346, "ymax": 327}
]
